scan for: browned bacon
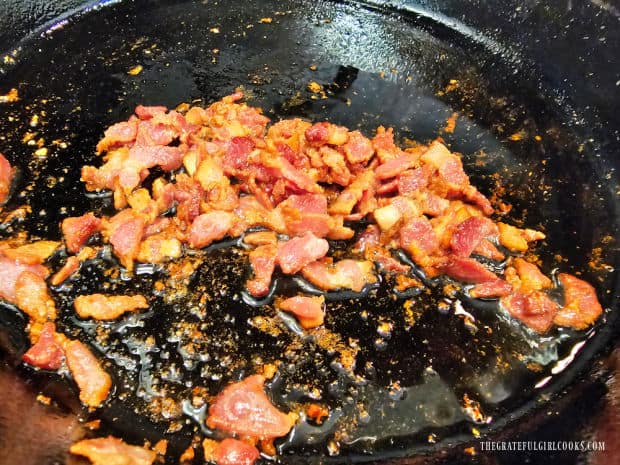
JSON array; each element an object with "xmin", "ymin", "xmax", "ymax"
[
  {"xmin": 247, "ymin": 244, "xmax": 277, "ymax": 297},
  {"xmin": 206, "ymin": 374, "xmax": 296, "ymax": 440},
  {"xmin": 62, "ymin": 213, "xmax": 102, "ymax": 254},
  {"xmin": 213, "ymin": 438, "xmax": 260, "ymax": 465},
  {"xmin": 440, "ymin": 256, "xmax": 498, "ymax": 284},
  {"xmin": 276, "ymin": 232, "xmax": 329, "ymax": 275},
  {"xmin": 0, "ymin": 252, "xmax": 49, "ymax": 303},
  {"xmin": 104, "ymin": 209, "xmax": 145, "ymax": 270},
  {"xmin": 500, "ymin": 290, "xmax": 559, "ymax": 333},
  {"xmin": 469, "ymin": 279, "xmax": 513, "ymax": 299},
  {"xmin": 278, "ymin": 295, "xmax": 325, "ymax": 328},
  {"xmin": 0, "ymin": 152, "xmax": 14, "ymax": 205},
  {"xmin": 15, "ymin": 270, "xmax": 57, "ymax": 322},
  {"xmin": 450, "ymin": 216, "xmax": 497, "ymax": 258},
  {"xmin": 74, "ymin": 294, "xmax": 149, "ymax": 320},
  {"xmin": 554, "ymin": 273, "xmax": 604, "ymax": 330},
  {"xmin": 302, "ymin": 259, "xmax": 376, "ymax": 292},
  {"xmin": 70, "ymin": 436, "xmax": 156, "ymax": 465},
  {"xmin": 188, "ymin": 211, "xmax": 235, "ymax": 249},
  {"xmin": 65, "ymin": 340, "xmax": 112, "ymax": 408},
  {"xmin": 96, "ymin": 120, "xmax": 138, "ymax": 153},
  {"xmin": 22, "ymin": 322, "xmax": 64, "ymax": 370}
]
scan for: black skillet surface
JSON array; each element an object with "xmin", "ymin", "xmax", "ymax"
[{"xmin": 0, "ymin": 0, "xmax": 619, "ymax": 464}]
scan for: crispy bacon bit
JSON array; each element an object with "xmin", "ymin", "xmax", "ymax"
[
  {"xmin": 74, "ymin": 294, "xmax": 149, "ymax": 320},
  {"xmin": 0, "ymin": 252, "xmax": 49, "ymax": 304},
  {"xmin": 206, "ymin": 374, "xmax": 296, "ymax": 440},
  {"xmin": 554, "ymin": 273, "xmax": 603, "ymax": 330},
  {"xmin": 0, "ymin": 152, "xmax": 14, "ymax": 205},
  {"xmin": 105, "ymin": 209, "xmax": 145, "ymax": 270},
  {"xmin": 450, "ymin": 216, "xmax": 497, "ymax": 258},
  {"xmin": 65, "ymin": 340, "xmax": 112, "ymax": 407},
  {"xmin": 188, "ymin": 211, "xmax": 235, "ymax": 249},
  {"xmin": 278, "ymin": 295, "xmax": 325, "ymax": 328},
  {"xmin": 440, "ymin": 256, "xmax": 498, "ymax": 284},
  {"xmin": 247, "ymin": 244, "xmax": 277, "ymax": 297},
  {"xmin": 70, "ymin": 436, "xmax": 157, "ymax": 465},
  {"xmin": 276, "ymin": 232, "xmax": 329, "ymax": 275},
  {"xmin": 243, "ymin": 230, "xmax": 278, "ymax": 246},
  {"xmin": 512, "ymin": 258, "xmax": 552, "ymax": 291},
  {"xmin": 22, "ymin": 322, "xmax": 64, "ymax": 370},
  {"xmin": 469, "ymin": 279, "xmax": 513, "ymax": 299},
  {"xmin": 302, "ymin": 259, "xmax": 376, "ymax": 292},
  {"xmin": 15, "ymin": 271, "xmax": 57, "ymax": 322},
  {"xmin": 96, "ymin": 120, "xmax": 138, "ymax": 153},
  {"xmin": 497, "ymin": 222, "xmax": 545, "ymax": 253},
  {"xmin": 62, "ymin": 213, "xmax": 102, "ymax": 254},
  {"xmin": 51, "ymin": 256, "xmax": 81, "ymax": 285},
  {"xmin": 399, "ymin": 217, "xmax": 439, "ymax": 269},
  {"xmin": 2, "ymin": 240, "xmax": 60, "ymax": 264}
]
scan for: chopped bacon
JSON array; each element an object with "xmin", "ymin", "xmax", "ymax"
[
  {"xmin": 276, "ymin": 232, "xmax": 329, "ymax": 275},
  {"xmin": 375, "ymin": 154, "xmax": 418, "ymax": 180},
  {"xmin": 469, "ymin": 279, "xmax": 513, "ymax": 299},
  {"xmin": 0, "ymin": 252, "xmax": 49, "ymax": 303},
  {"xmin": 341, "ymin": 130, "xmax": 374, "ymax": 164},
  {"xmin": 96, "ymin": 120, "xmax": 138, "ymax": 153},
  {"xmin": 74, "ymin": 294, "xmax": 149, "ymax": 320},
  {"xmin": 243, "ymin": 230, "xmax": 277, "ymax": 246},
  {"xmin": 302, "ymin": 259, "xmax": 376, "ymax": 292},
  {"xmin": 0, "ymin": 152, "xmax": 14, "ymax": 205},
  {"xmin": 51, "ymin": 256, "xmax": 81, "ymax": 285},
  {"xmin": 500, "ymin": 290, "xmax": 559, "ymax": 333},
  {"xmin": 278, "ymin": 295, "xmax": 325, "ymax": 328},
  {"xmin": 553, "ymin": 273, "xmax": 603, "ymax": 330},
  {"xmin": 399, "ymin": 217, "xmax": 439, "ymax": 269},
  {"xmin": 247, "ymin": 244, "xmax": 277, "ymax": 297},
  {"xmin": 65, "ymin": 340, "xmax": 112, "ymax": 407},
  {"xmin": 450, "ymin": 216, "xmax": 497, "ymax": 258},
  {"xmin": 497, "ymin": 222, "xmax": 545, "ymax": 253},
  {"xmin": 206, "ymin": 374, "xmax": 296, "ymax": 440},
  {"xmin": 304, "ymin": 122, "xmax": 329, "ymax": 144},
  {"xmin": 105, "ymin": 209, "xmax": 145, "ymax": 270},
  {"xmin": 188, "ymin": 211, "xmax": 235, "ymax": 249},
  {"xmin": 70, "ymin": 436, "xmax": 156, "ymax": 465},
  {"xmin": 204, "ymin": 438, "xmax": 260, "ymax": 465},
  {"xmin": 22, "ymin": 322, "xmax": 64, "ymax": 370},
  {"xmin": 512, "ymin": 258, "xmax": 552, "ymax": 291},
  {"xmin": 397, "ymin": 166, "xmax": 430, "ymax": 195},
  {"xmin": 15, "ymin": 270, "xmax": 57, "ymax": 322},
  {"xmin": 62, "ymin": 213, "xmax": 102, "ymax": 254},
  {"xmin": 276, "ymin": 193, "xmax": 332, "ymax": 237},
  {"xmin": 135, "ymin": 105, "xmax": 168, "ymax": 120},
  {"xmin": 137, "ymin": 234, "xmax": 182, "ymax": 263},
  {"xmin": 440, "ymin": 256, "xmax": 498, "ymax": 284},
  {"xmin": 1, "ymin": 240, "xmax": 60, "ymax": 264}
]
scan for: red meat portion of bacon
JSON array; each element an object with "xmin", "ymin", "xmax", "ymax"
[
  {"xmin": 302, "ymin": 259, "xmax": 376, "ymax": 292},
  {"xmin": 106, "ymin": 209, "xmax": 145, "ymax": 270},
  {"xmin": 62, "ymin": 213, "xmax": 102, "ymax": 254},
  {"xmin": 65, "ymin": 340, "xmax": 112, "ymax": 407},
  {"xmin": 206, "ymin": 374, "xmax": 295, "ymax": 440},
  {"xmin": 222, "ymin": 137, "xmax": 256, "ymax": 176},
  {"xmin": 129, "ymin": 145, "xmax": 183, "ymax": 171},
  {"xmin": 15, "ymin": 270, "xmax": 57, "ymax": 322},
  {"xmin": 70, "ymin": 436, "xmax": 157, "ymax": 465},
  {"xmin": 276, "ymin": 232, "xmax": 329, "ymax": 275},
  {"xmin": 22, "ymin": 322, "xmax": 64, "ymax": 370},
  {"xmin": 397, "ymin": 166, "xmax": 430, "ymax": 195},
  {"xmin": 450, "ymin": 216, "xmax": 497, "ymax": 258},
  {"xmin": 375, "ymin": 154, "xmax": 418, "ymax": 180},
  {"xmin": 96, "ymin": 120, "xmax": 139, "ymax": 153},
  {"xmin": 342, "ymin": 130, "xmax": 374, "ymax": 164},
  {"xmin": 440, "ymin": 256, "xmax": 498, "ymax": 283},
  {"xmin": 215, "ymin": 439, "xmax": 260, "ymax": 465},
  {"xmin": 0, "ymin": 253, "xmax": 49, "ymax": 304},
  {"xmin": 134, "ymin": 120, "xmax": 178, "ymax": 147},
  {"xmin": 469, "ymin": 279, "xmax": 513, "ymax": 299},
  {"xmin": 188, "ymin": 211, "xmax": 235, "ymax": 249},
  {"xmin": 399, "ymin": 217, "xmax": 439, "ymax": 268},
  {"xmin": 554, "ymin": 273, "xmax": 604, "ymax": 330},
  {"xmin": 304, "ymin": 122, "xmax": 329, "ymax": 144},
  {"xmin": 246, "ymin": 244, "xmax": 277, "ymax": 297},
  {"xmin": 278, "ymin": 295, "xmax": 325, "ymax": 329},
  {"xmin": 500, "ymin": 290, "xmax": 559, "ymax": 333},
  {"xmin": 0, "ymin": 152, "xmax": 14, "ymax": 205},
  {"xmin": 277, "ymin": 193, "xmax": 332, "ymax": 238}
]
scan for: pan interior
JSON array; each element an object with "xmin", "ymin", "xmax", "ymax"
[{"xmin": 0, "ymin": 0, "xmax": 617, "ymax": 463}]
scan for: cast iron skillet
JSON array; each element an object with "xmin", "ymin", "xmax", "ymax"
[{"xmin": 0, "ymin": 0, "xmax": 619, "ymax": 464}]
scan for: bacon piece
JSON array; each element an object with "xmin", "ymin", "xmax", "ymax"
[
  {"xmin": 497, "ymin": 222, "xmax": 545, "ymax": 253},
  {"xmin": 70, "ymin": 436, "xmax": 157, "ymax": 465},
  {"xmin": 276, "ymin": 232, "xmax": 329, "ymax": 275},
  {"xmin": 2, "ymin": 240, "xmax": 60, "ymax": 264},
  {"xmin": 399, "ymin": 217, "xmax": 439, "ymax": 269},
  {"xmin": 305, "ymin": 122, "xmax": 329, "ymax": 144},
  {"xmin": 188, "ymin": 211, "xmax": 235, "ymax": 249},
  {"xmin": 206, "ymin": 374, "xmax": 296, "ymax": 440},
  {"xmin": 65, "ymin": 340, "xmax": 112, "ymax": 408},
  {"xmin": 135, "ymin": 105, "xmax": 168, "ymax": 120},
  {"xmin": 0, "ymin": 152, "xmax": 14, "ymax": 205},
  {"xmin": 62, "ymin": 213, "xmax": 102, "ymax": 254},
  {"xmin": 500, "ymin": 290, "xmax": 559, "ymax": 333},
  {"xmin": 553, "ymin": 273, "xmax": 603, "ymax": 330},
  {"xmin": 277, "ymin": 193, "xmax": 332, "ymax": 238},
  {"xmin": 341, "ymin": 130, "xmax": 374, "ymax": 164},
  {"xmin": 0, "ymin": 253, "xmax": 49, "ymax": 303},
  {"xmin": 328, "ymin": 170, "xmax": 375, "ymax": 216},
  {"xmin": 473, "ymin": 239, "xmax": 505, "ymax": 261},
  {"xmin": 22, "ymin": 322, "xmax": 64, "ymax": 370},
  {"xmin": 96, "ymin": 120, "xmax": 138, "ymax": 153},
  {"xmin": 222, "ymin": 137, "xmax": 255, "ymax": 176},
  {"xmin": 513, "ymin": 258, "xmax": 552, "ymax": 291},
  {"xmin": 278, "ymin": 295, "xmax": 325, "ymax": 328},
  {"xmin": 243, "ymin": 230, "xmax": 277, "ymax": 246},
  {"xmin": 15, "ymin": 271, "xmax": 57, "ymax": 322},
  {"xmin": 421, "ymin": 141, "xmax": 468, "ymax": 187},
  {"xmin": 51, "ymin": 256, "xmax": 81, "ymax": 285},
  {"xmin": 247, "ymin": 244, "xmax": 277, "ymax": 297},
  {"xmin": 450, "ymin": 216, "xmax": 497, "ymax": 258},
  {"xmin": 135, "ymin": 120, "xmax": 177, "ymax": 147},
  {"xmin": 397, "ymin": 166, "xmax": 430, "ymax": 195},
  {"xmin": 137, "ymin": 234, "xmax": 182, "ymax": 263},
  {"xmin": 441, "ymin": 256, "xmax": 498, "ymax": 284},
  {"xmin": 129, "ymin": 145, "xmax": 183, "ymax": 171},
  {"xmin": 105, "ymin": 209, "xmax": 145, "ymax": 270},
  {"xmin": 214, "ymin": 438, "xmax": 260, "ymax": 465},
  {"xmin": 74, "ymin": 294, "xmax": 148, "ymax": 320},
  {"xmin": 375, "ymin": 154, "xmax": 418, "ymax": 180},
  {"xmin": 469, "ymin": 279, "xmax": 513, "ymax": 299},
  {"xmin": 302, "ymin": 259, "xmax": 376, "ymax": 292}
]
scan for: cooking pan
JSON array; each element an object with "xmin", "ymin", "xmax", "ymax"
[{"xmin": 0, "ymin": 0, "xmax": 619, "ymax": 464}]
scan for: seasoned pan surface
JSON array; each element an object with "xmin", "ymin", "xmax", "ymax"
[{"xmin": 0, "ymin": 0, "xmax": 618, "ymax": 463}]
